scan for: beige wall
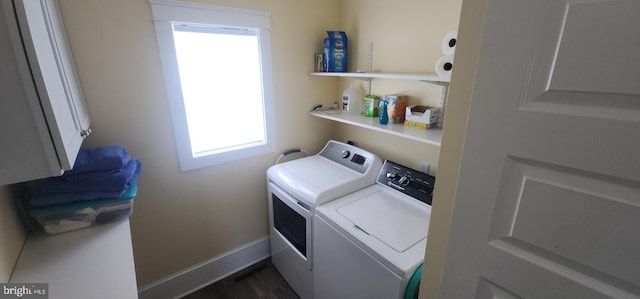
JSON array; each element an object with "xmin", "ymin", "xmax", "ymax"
[
  {"xmin": 420, "ymin": 0, "xmax": 487, "ymax": 297},
  {"xmin": 57, "ymin": 0, "xmax": 338, "ymax": 286},
  {"xmin": 0, "ymin": 186, "xmax": 26, "ymax": 282},
  {"xmin": 50, "ymin": 0, "xmax": 464, "ymax": 289},
  {"xmin": 333, "ymin": 0, "xmax": 462, "ymax": 174}
]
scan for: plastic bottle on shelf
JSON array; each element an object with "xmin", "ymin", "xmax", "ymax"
[
  {"xmin": 379, "ymin": 100, "xmax": 389, "ymax": 124},
  {"xmin": 342, "ymin": 84, "xmax": 361, "ymax": 115}
]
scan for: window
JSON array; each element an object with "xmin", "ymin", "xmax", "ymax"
[{"xmin": 150, "ymin": 0, "xmax": 276, "ymax": 171}]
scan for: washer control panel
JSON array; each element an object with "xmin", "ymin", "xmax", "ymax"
[
  {"xmin": 319, "ymin": 140, "xmax": 378, "ymax": 174},
  {"xmin": 377, "ymin": 160, "xmax": 435, "ymax": 205}
]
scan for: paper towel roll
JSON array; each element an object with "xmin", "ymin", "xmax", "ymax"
[
  {"xmin": 435, "ymin": 54, "xmax": 454, "ymax": 80},
  {"xmin": 441, "ymin": 31, "xmax": 457, "ymax": 55}
]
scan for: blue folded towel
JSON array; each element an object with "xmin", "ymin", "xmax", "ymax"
[
  {"xmin": 39, "ymin": 159, "xmax": 142, "ymax": 193},
  {"xmin": 29, "ymin": 145, "xmax": 142, "ymax": 207},
  {"xmin": 69, "ymin": 146, "xmax": 130, "ymax": 174}
]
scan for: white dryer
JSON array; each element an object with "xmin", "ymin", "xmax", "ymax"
[
  {"xmin": 267, "ymin": 140, "xmax": 382, "ymax": 299},
  {"xmin": 314, "ymin": 160, "xmax": 435, "ymax": 299}
]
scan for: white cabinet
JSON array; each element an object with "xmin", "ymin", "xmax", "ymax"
[
  {"xmin": 0, "ymin": 0, "xmax": 90, "ymax": 185},
  {"xmin": 309, "ymin": 72, "xmax": 448, "ymax": 146}
]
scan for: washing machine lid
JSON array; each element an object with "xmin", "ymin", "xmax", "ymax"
[{"xmin": 336, "ymin": 189, "xmax": 430, "ymax": 253}]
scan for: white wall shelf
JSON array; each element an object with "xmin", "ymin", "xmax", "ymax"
[
  {"xmin": 309, "ymin": 72, "xmax": 449, "ymax": 85},
  {"xmin": 310, "ymin": 110, "xmax": 442, "ymax": 147}
]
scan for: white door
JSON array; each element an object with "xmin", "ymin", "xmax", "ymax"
[{"xmin": 440, "ymin": 0, "xmax": 640, "ymax": 298}]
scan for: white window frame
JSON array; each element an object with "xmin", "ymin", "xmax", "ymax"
[{"xmin": 150, "ymin": 0, "xmax": 276, "ymax": 171}]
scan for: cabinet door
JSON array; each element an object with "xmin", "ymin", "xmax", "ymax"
[
  {"xmin": 0, "ymin": 0, "xmax": 90, "ymax": 185},
  {"xmin": 14, "ymin": 0, "xmax": 90, "ymax": 170},
  {"xmin": 0, "ymin": 1, "xmax": 62, "ymax": 184},
  {"xmin": 39, "ymin": 0, "xmax": 90, "ymax": 132}
]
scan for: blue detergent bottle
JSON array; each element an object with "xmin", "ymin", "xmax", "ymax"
[{"xmin": 379, "ymin": 100, "xmax": 389, "ymax": 125}]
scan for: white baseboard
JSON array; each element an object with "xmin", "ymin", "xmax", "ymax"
[{"xmin": 138, "ymin": 236, "xmax": 270, "ymax": 299}]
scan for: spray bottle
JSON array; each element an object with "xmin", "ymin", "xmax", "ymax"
[{"xmin": 379, "ymin": 100, "xmax": 388, "ymax": 125}]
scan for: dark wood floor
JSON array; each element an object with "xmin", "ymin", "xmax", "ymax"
[{"xmin": 181, "ymin": 259, "xmax": 299, "ymax": 299}]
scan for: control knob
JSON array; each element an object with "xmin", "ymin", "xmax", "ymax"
[
  {"xmin": 386, "ymin": 172, "xmax": 397, "ymax": 180},
  {"xmin": 398, "ymin": 176, "xmax": 410, "ymax": 186},
  {"xmin": 340, "ymin": 150, "xmax": 350, "ymax": 158}
]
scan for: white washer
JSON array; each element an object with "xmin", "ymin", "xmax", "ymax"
[
  {"xmin": 314, "ymin": 160, "xmax": 435, "ymax": 299},
  {"xmin": 267, "ymin": 140, "xmax": 381, "ymax": 299}
]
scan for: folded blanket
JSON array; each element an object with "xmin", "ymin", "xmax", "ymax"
[
  {"xmin": 69, "ymin": 145, "xmax": 130, "ymax": 174},
  {"xmin": 39, "ymin": 159, "xmax": 142, "ymax": 193}
]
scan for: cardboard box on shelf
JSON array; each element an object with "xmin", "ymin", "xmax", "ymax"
[
  {"xmin": 363, "ymin": 95, "xmax": 380, "ymax": 117},
  {"xmin": 384, "ymin": 94, "xmax": 408, "ymax": 124},
  {"xmin": 404, "ymin": 105, "xmax": 439, "ymax": 129},
  {"xmin": 323, "ymin": 31, "xmax": 348, "ymax": 72}
]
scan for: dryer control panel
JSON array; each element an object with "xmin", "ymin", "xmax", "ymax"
[
  {"xmin": 318, "ymin": 140, "xmax": 380, "ymax": 174},
  {"xmin": 377, "ymin": 160, "xmax": 435, "ymax": 205}
]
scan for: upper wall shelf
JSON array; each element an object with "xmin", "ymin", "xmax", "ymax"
[{"xmin": 309, "ymin": 72, "xmax": 449, "ymax": 85}]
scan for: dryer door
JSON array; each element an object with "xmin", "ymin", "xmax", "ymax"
[{"xmin": 268, "ymin": 182, "xmax": 312, "ymax": 269}]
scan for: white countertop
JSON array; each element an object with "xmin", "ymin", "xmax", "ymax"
[{"xmin": 10, "ymin": 220, "xmax": 138, "ymax": 299}]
